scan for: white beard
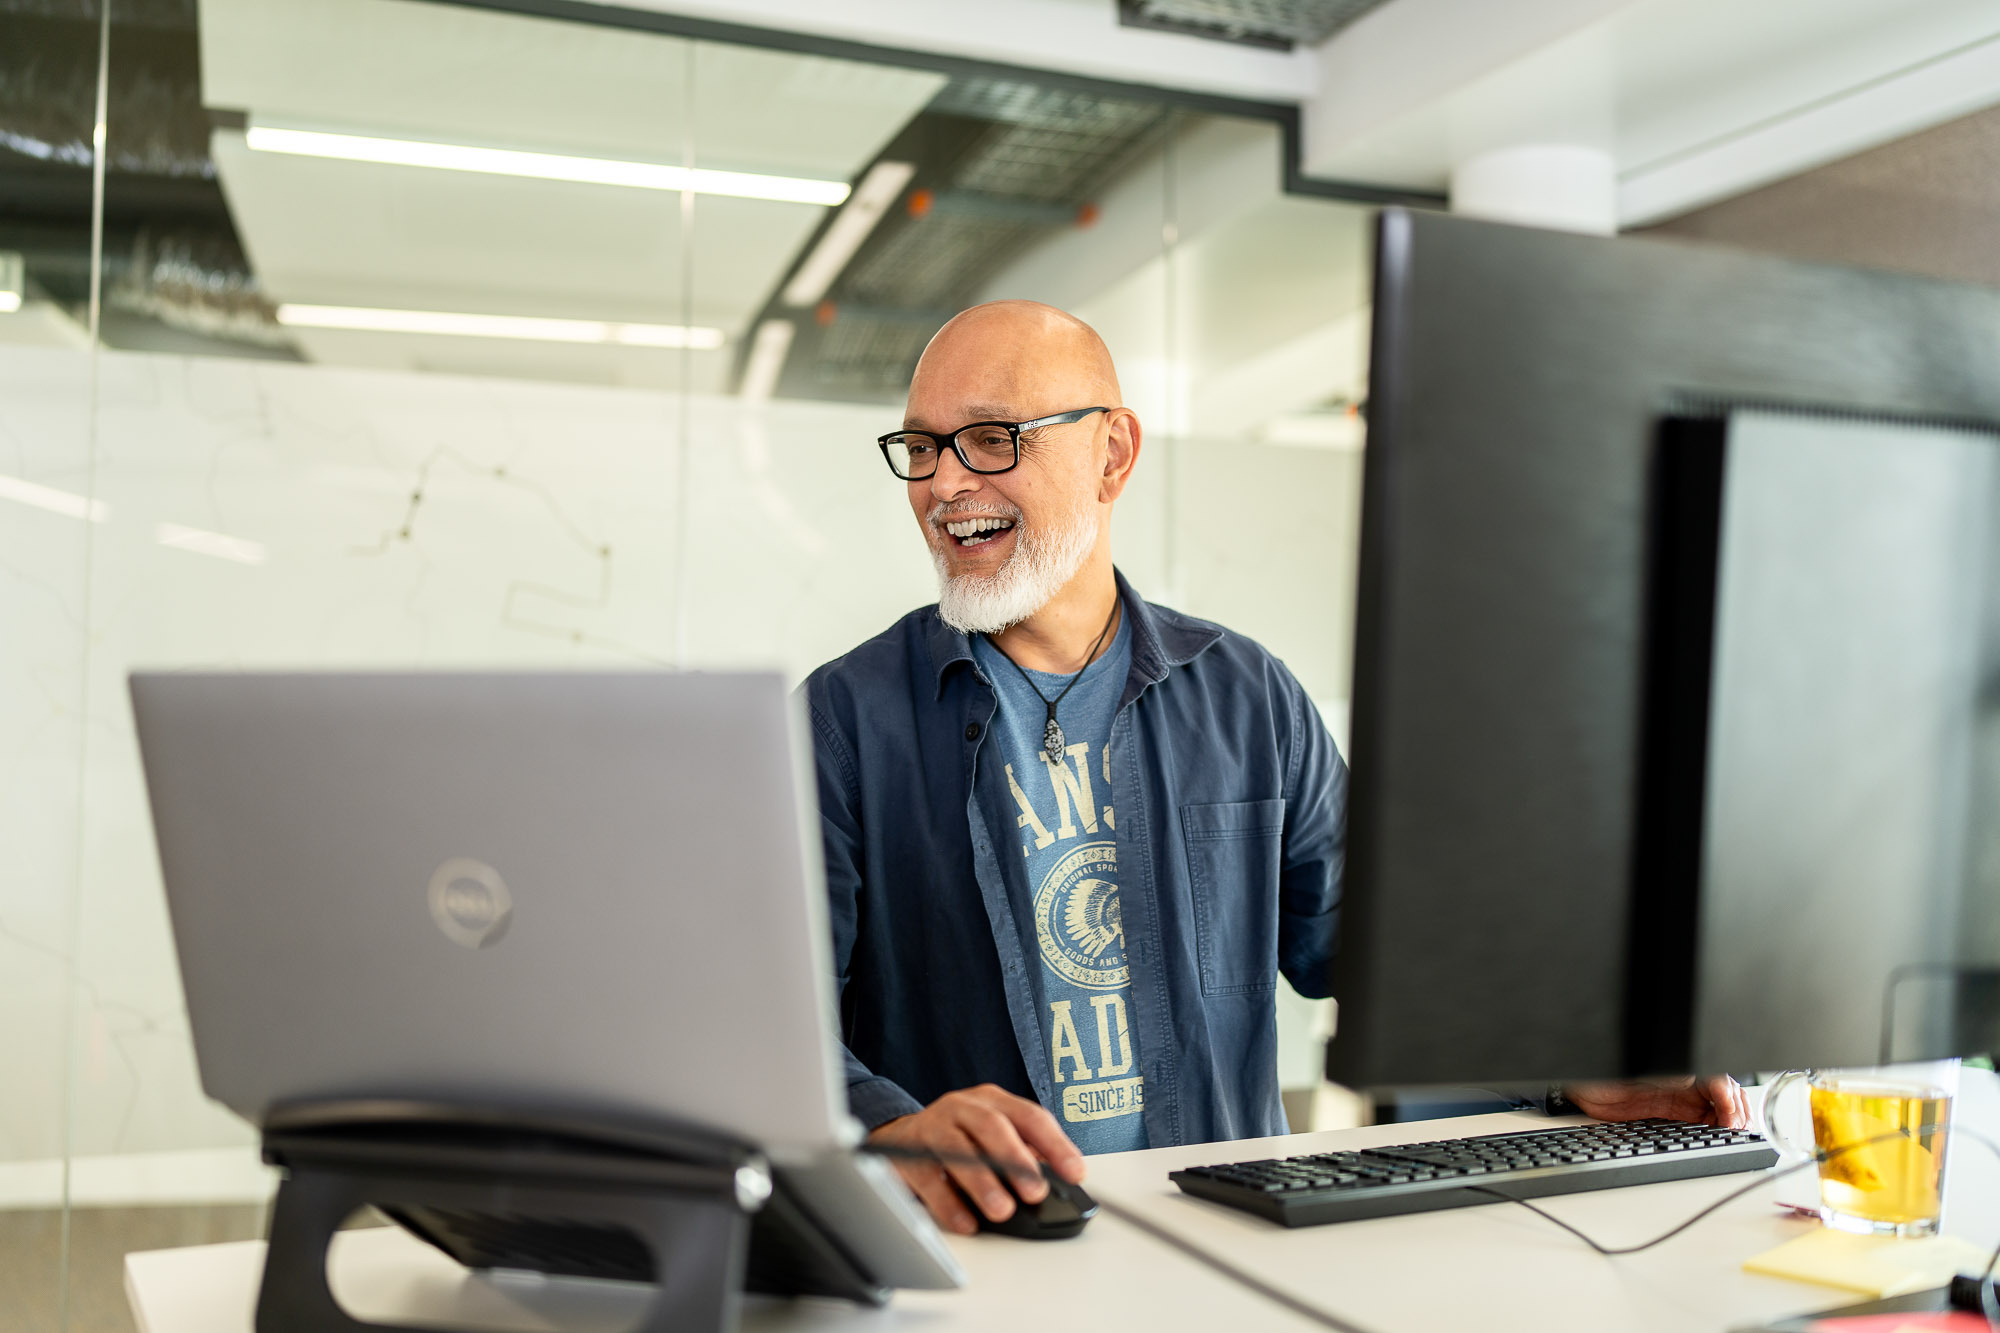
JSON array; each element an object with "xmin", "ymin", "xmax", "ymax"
[{"xmin": 930, "ymin": 500, "xmax": 1099, "ymax": 635}]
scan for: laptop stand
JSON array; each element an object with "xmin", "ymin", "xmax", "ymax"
[{"xmin": 256, "ymin": 1100, "xmax": 765, "ymax": 1333}]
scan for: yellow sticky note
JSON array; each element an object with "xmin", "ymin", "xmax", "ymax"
[{"xmin": 1742, "ymin": 1227, "xmax": 1991, "ymax": 1297}]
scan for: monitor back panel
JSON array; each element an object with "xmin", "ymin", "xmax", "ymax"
[
  {"xmin": 131, "ymin": 671, "xmax": 848, "ymax": 1151},
  {"xmin": 1691, "ymin": 410, "xmax": 2000, "ymax": 1070},
  {"xmin": 1332, "ymin": 209, "xmax": 2000, "ymax": 1087}
]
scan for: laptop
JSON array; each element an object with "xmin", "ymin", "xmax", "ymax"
[{"xmin": 130, "ymin": 669, "xmax": 963, "ymax": 1302}]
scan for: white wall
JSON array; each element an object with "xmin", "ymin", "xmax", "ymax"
[
  {"xmin": 0, "ymin": 347, "xmax": 94, "ymax": 1175},
  {"xmin": 0, "ymin": 343, "xmax": 1360, "ymax": 1199}
]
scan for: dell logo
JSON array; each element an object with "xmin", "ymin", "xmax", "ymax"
[{"xmin": 427, "ymin": 858, "xmax": 513, "ymax": 949}]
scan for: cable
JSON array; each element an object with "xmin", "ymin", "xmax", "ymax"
[
  {"xmin": 864, "ymin": 1143, "xmax": 1383, "ymax": 1333},
  {"xmin": 869, "ymin": 1124, "xmax": 2000, "ymax": 1332},
  {"xmin": 1469, "ymin": 1125, "xmax": 2000, "ymax": 1330},
  {"xmin": 1090, "ymin": 1192, "xmax": 1379, "ymax": 1333},
  {"xmin": 1463, "ymin": 1145, "xmax": 1849, "ymax": 1255},
  {"xmin": 1976, "ymin": 1203, "xmax": 1999, "ymax": 1330}
]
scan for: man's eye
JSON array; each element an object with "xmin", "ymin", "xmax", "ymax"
[{"xmin": 907, "ymin": 441, "xmax": 936, "ymax": 457}]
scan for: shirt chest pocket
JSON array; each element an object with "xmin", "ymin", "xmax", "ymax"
[{"xmin": 1182, "ymin": 799, "xmax": 1286, "ymax": 997}]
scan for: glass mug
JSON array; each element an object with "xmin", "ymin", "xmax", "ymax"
[{"xmin": 1762, "ymin": 1067, "xmax": 1954, "ymax": 1237}]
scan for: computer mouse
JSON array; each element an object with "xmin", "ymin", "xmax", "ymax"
[{"xmin": 972, "ymin": 1163, "xmax": 1098, "ymax": 1240}]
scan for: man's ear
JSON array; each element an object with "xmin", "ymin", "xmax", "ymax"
[{"xmin": 1098, "ymin": 409, "xmax": 1142, "ymax": 504}]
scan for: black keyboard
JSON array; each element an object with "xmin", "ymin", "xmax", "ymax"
[{"xmin": 1170, "ymin": 1119, "xmax": 1776, "ymax": 1227}]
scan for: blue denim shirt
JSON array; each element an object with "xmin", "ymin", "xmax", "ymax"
[{"xmin": 802, "ymin": 570, "xmax": 1348, "ymax": 1150}]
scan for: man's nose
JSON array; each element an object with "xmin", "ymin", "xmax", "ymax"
[{"xmin": 929, "ymin": 447, "xmax": 981, "ymax": 502}]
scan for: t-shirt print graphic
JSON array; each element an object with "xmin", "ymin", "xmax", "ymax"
[
  {"xmin": 1034, "ymin": 832, "xmax": 1144, "ymax": 1129},
  {"xmin": 973, "ymin": 620, "xmax": 1144, "ymax": 1150},
  {"xmin": 1036, "ymin": 842, "xmax": 1125, "ymax": 988}
]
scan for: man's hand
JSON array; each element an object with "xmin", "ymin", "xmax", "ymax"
[
  {"xmin": 1562, "ymin": 1074, "xmax": 1748, "ymax": 1128},
  {"xmin": 868, "ymin": 1084, "xmax": 1086, "ymax": 1235}
]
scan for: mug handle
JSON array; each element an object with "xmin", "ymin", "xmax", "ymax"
[{"xmin": 1761, "ymin": 1070, "xmax": 1815, "ymax": 1160}]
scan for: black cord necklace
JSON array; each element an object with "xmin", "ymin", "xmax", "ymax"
[{"xmin": 991, "ymin": 598, "xmax": 1121, "ymax": 766}]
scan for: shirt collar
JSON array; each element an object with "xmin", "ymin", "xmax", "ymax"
[{"xmin": 925, "ymin": 567, "xmax": 1221, "ymax": 700}]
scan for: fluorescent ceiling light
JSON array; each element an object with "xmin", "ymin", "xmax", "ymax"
[
  {"xmin": 781, "ymin": 160, "xmax": 916, "ymax": 307},
  {"xmin": 157, "ymin": 522, "xmax": 266, "ymax": 566},
  {"xmin": 245, "ymin": 124, "xmax": 851, "ymax": 208},
  {"xmin": 0, "ymin": 472, "xmax": 107, "ymax": 522},
  {"xmin": 740, "ymin": 319, "xmax": 796, "ymax": 401},
  {"xmin": 275, "ymin": 304, "xmax": 725, "ymax": 349},
  {"xmin": 0, "ymin": 249, "xmax": 22, "ymax": 312}
]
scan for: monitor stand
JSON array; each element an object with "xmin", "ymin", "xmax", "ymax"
[{"xmin": 255, "ymin": 1100, "xmax": 766, "ymax": 1333}]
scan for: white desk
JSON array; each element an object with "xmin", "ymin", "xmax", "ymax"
[{"xmin": 127, "ymin": 1074, "xmax": 2000, "ymax": 1333}]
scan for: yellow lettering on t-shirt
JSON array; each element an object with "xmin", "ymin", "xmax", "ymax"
[
  {"xmin": 1042, "ymin": 742, "xmax": 1099, "ymax": 840},
  {"xmin": 1049, "ymin": 1001, "xmax": 1093, "ymax": 1085},
  {"xmin": 1090, "ymin": 994, "xmax": 1134, "ymax": 1077},
  {"xmin": 1005, "ymin": 763, "xmax": 1055, "ymax": 851}
]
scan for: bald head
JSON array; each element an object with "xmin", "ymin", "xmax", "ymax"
[
  {"xmin": 906, "ymin": 300, "xmax": 1121, "ymax": 429},
  {"xmin": 901, "ymin": 300, "xmax": 1142, "ymax": 639}
]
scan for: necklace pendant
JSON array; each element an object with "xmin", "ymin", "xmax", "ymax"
[{"xmin": 1043, "ymin": 714, "xmax": 1067, "ymax": 765}]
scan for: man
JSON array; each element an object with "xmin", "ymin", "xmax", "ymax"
[{"xmin": 803, "ymin": 301, "xmax": 1746, "ymax": 1235}]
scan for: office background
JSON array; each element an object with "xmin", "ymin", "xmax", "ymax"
[
  {"xmin": 4, "ymin": 0, "xmax": 1998, "ymax": 1327},
  {"xmin": 2, "ymin": 6, "xmax": 1374, "ymax": 1324}
]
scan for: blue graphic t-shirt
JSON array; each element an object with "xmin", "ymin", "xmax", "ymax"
[{"xmin": 972, "ymin": 609, "xmax": 1145, "ymax": 1154}]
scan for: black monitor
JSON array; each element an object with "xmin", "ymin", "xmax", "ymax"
[{"xmin": 1327, "ymin": 208, "xmax": 2000, "ymax": 1091}]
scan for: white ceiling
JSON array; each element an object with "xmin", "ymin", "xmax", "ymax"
[
  {"xmin": 209, "ymin": 133, "xmax": 824, "ymax": 323},
  {"xmin": 979, "ymin": 116, "xmax": 1373, "ymax": 440},
  {"xmin": 493, "ymin": 0, "xmax": 2000, "ymax": 238},
  {"xmin": 199, "ymin": 0, "xmax": 946, "ymax": 175},
  {"xmin": 1304, "ymin": 0, "xmax": 2000, "ymax": 226},
  {"xmin": 198, "ymin": 0, "xmax": 946, "ymax": 385},
  {"xmin": 186, "ymin": 0, "xmax": 1995, "ymax": 401}
]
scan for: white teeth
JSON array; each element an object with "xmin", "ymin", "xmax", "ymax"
[{"xmin": 943, "ymin": 517, "xmax": 1016, "ymax": 539}]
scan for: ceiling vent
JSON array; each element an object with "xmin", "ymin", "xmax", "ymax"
[
  {"xmin": 745, "ymin": 75, "xmax": 1172, "ymax": 401},
  {"xmin": 1117, "ymin": 0, "xmax": 1391, "ymax": 49}
]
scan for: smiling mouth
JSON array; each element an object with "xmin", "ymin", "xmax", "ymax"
[{"xmin": 941, "ymin": 516, "xmax": 1017, "ymax": 549}]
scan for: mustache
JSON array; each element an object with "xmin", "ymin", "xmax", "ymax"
[{"xmin": 927, "ymin": 500, "xmax": 1024, "ymax": 528}]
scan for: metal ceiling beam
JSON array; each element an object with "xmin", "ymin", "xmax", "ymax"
[{"xmin": 418, "ymin": 0, "xmax": 1446, "ymax": 211}]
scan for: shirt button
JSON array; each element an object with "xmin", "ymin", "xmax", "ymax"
[{"xmin": 965, "ymin": 723, "xmax": 981, "ymax": 741}]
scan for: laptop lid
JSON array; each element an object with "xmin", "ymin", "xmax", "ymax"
[{"xmin": 130, "ymin": 671, "xmax": 852, "ymax": 1154}]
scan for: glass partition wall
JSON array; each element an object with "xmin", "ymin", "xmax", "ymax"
[
  {"xmin": 1, "ymin": 0, "xmax": 99, "ymax": 1323},
  {"xmin": 1, "ymin": 2, "xmax": 1373, "ymax": 1321}
]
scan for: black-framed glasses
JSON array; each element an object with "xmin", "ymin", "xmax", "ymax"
[{"xmin": 876, "ymin": 406, "xmax": 1110, "ymax": 480}]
